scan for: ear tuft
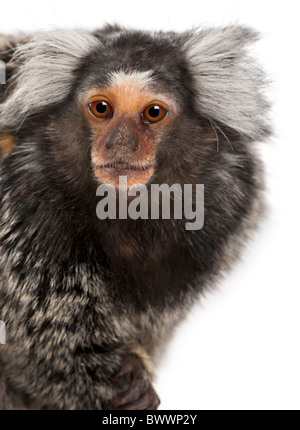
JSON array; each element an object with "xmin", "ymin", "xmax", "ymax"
[
  {"xmin": 0, "ymin": 30, "xmax": 100, "ymax": 131},
  {"xmin": 183, "ymin": 26, "xmax": 271, "ymax": 140}
]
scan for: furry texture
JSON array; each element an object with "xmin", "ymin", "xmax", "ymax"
[
  {"xmin": 182, "ymin": 26, "xmax": 270, "ymax": 140},
  {"xmin": 0, "ymin": 25, "xmax": 271, "ymax": 409},
  {"xmin": 0, "ymin": 30, "xmax": 100, "ymax": 129},
  {"xmin": 107, "ymin": 69, "xmax": 154, "ymax": 89}
]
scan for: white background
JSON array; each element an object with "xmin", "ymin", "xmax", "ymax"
[{"xmin": 1, "ymin": 0, "xmax": 299, "ymax": 410}]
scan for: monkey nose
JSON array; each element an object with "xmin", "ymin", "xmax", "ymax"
[{"xmin": 104, "ymin": 140, "xmax": 138, "ymax": 151}]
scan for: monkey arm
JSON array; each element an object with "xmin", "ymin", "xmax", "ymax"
[
  {"xmin": 0, "ymin": 236, "xmax": 159, "ymax": 410},
  {"xmin": 0, "ymin": 314, "xmax": 159, "ymax": 409},
  {"xmin": 0, "ymin": 268, "xmax": 159, "ymax": 410}
]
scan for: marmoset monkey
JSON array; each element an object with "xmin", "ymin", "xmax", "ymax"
[{"xmin": 0, "ymin": 25, "xmax": 271, "ymax": 409}]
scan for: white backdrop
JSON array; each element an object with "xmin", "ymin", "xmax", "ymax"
[{"xmin": 1, "ymin": 0, "xmax": 299, "ymax": 410}]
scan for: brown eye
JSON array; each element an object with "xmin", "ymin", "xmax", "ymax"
[
  {"xmin": 89, "ymin": 101, "xmax": 113, "ymax": 118},
  {"xmin": 142, "ymin": 104, "xmax": 167, "ymax": 123}
]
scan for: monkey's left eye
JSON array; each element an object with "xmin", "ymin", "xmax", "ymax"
[
  {"xmin": 142, "ymin": 104, "xmax": 168, "ymax": 123},
  {"xmin": 88, "ymin": 101, "xmax": 113, "ymax": 119}
]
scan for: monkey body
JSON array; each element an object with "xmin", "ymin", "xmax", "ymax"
[{"xmin": 0, "ymin": 26, "xmax": 270, "ymax": 409}]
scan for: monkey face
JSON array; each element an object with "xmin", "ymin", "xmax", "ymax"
[{"xmin": 80, "ymin": 72, "xmax": 179, "ymax": 188}]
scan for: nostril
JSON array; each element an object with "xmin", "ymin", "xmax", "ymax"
[
  {"xmin": 105, "ymin": 142, "xmax": 111, "ymax": 150},
  {"xmin": 133, "ymin": 144, "xmax": 139, "ymax": 152}
]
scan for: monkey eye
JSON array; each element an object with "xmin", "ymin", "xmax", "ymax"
[
  {"xmin": 142, "ymin": 104, "xmax": 168, "ymax": 123},
  {"xmin": 88, "ymin": 100, "xmax": 113, "ymax": 119}
]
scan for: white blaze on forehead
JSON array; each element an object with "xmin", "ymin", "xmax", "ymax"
[{"xmin": 107, "ymin": 70, "xmax": 154, "ymax": 90}]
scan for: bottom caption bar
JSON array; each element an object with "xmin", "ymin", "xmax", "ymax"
[{"xmin": 101, "ymin": 413, "xmax": 198, "ymax": 426}]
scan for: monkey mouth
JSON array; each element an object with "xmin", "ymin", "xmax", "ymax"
[
  {"xmin": 94, "ymin": 161, "xmax": 155, "ymax": 188},
  {"xmin": 99, "ymin": 162, "xmax": 153, "ymax": 172}
]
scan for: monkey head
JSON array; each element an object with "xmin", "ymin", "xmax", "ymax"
[{"xmin": 0, "ymin": 26, "xmax": 270, "ymax": 217}]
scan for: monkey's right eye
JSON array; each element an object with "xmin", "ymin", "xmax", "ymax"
[{"xmin": 88, "ymin": 101, "xmax": 113, "ymax": 119}]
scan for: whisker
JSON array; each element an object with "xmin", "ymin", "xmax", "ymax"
[
  {"xmin": 214, "ymin": 123, "xmax": 234, "ymax": 151},
  {"xmin": 209, "ymin": 119, "xmax": 219, "ymax": 153}
]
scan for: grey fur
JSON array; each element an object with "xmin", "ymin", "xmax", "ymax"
[
  {"xmin": 0, "ymin": 26, "xmax": 270, "ymax": 138},
  {"xmin": 0, "ymin": 30, "xmax": 100, "ymax": 129},
  {"xmin": 183, "ymin": 26, "xmax": 270, "ymax": 139}
]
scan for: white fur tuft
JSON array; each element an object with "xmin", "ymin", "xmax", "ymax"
[
  {"xmin": 0, "ymin": 30, "xmax": 100, "ymax": 129},
  {"xmin": 108, "ymin": 70, "xmax": 154, "ymax": 89},
  {"xmin": 183, "ymin": 26, "xmax": 270, "ymax": 140}
]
